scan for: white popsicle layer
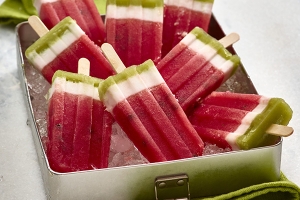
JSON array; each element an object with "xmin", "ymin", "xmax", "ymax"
[
  {"xmin": 181, "ymin": 32, "xmax": 236, "ymax": 75},
  {"xmin": 34, "ymin": 0, "xmax": 58, "ymax": 13},
  {"xmin": 164, "ymin": 0, "xmax": 213, "ymax": 14},
  {"xmin": 48, "ymin": 77, "xmax": 99, "ymax": 100},
  {"xmin": 102, "ymin": 62, "xmax": 164, "ymax": 112},
  {"xmin": 225, "ymin": 96, "xmax": 270, "ymax": 150},
  {"xmin": 106, "ymin": 5, "xmax": 163, "ymax": 23}
]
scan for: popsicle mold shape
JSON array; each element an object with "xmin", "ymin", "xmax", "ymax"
[
  {"xmin": 157, "ymin": 27, "xmax": 240, "ymax": 113},
  {"xmin": 46, "ymin": 70, "xmax": 114, "ymax": 172},
  {"xmin": 34, "ymin": 0, "xmax": 106, "ymax": 46},
  {"xmin": 25, "ymin": 16, "xmax": 115, "ymax": 83},
  {"xmin": 189, "ymin": 91, "xmax": 293, "ymax": 150},
  {"xmin": 98, "ymin": 59, "xmax": 204, "ymax": 162},
  {"xmin": 105, "ymin": 0, "xmax": 164, "ymax": 67},
  {"xmin": 162, "ymin": 0, "xmax": 214, "ymax": 57}
]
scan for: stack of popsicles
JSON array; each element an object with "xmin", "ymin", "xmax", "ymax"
[
  {"xmin": 157, "ymin": 27, "xmax": 240, "ymax": 113},
  {"xmin": 162, "ymin": 0, "xmax": 214, "ymax": 57},
  {"xmin": 189, "ymin": 91, "xmax": 293, "ymax": 150},
  {"xmin": 25, "ymin": 16, "xmax": 115, "ymax": 83},
  {"xmin": 105, "ymin": 0, "xmax": 164, "ymax": 66},
  {"xmin": 34, "ymin": 0, "xmax": 106, "ymax": 46},
  {"xmin": 46, "ymin": 70, "xmax": 114, "ymax": 172}
]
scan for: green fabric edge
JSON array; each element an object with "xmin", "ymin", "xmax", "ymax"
[
  {"xmin": 0, "ymin": 0, "xmax": 37, "ymax": 25},
  {"xmin": 193, "ymin": 172, "xmax": 300, "ymax": 200}
]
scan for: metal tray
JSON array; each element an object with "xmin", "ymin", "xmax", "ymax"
[{"xmin": 16, "ymin": 15, "xmax": 282, "ymax": 200}]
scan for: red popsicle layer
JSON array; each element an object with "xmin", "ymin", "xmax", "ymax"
[
  {"xmin": 98, "ymin": 60, "xmax": 204, "ymax": 162},
  {"xmin": 46, "ymin": 71, "xmax": 113, "ymax": 172},
  {"xmin": 35, "ymin": 0, "xmax": 106, "ymax": 46},
  {"xmin": 189, "ymin": 91, "xmax": 293, "ymax": 150},
  {"xmin": 157, "ymin": 27, "xmax": 240, "ymax": 113},
  {"xmin": 162, "ymin": 0, "xmax": 214, "ymax": 57},
  {"xmin": 105, "ymin": 0, "xmax": 163, "ymax": 67},
  {"xmin": 25, "ymin": 17, "xmax": 115, "ymax": 83}
]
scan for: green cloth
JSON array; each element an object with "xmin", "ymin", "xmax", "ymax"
[
  {"xmin": 0, "ymin": 0, "xmax": 106, "ymax": 25},
  {"xmin": 0, "ymin": 0, "xmax": 37, "ymax": 24},
  {"xmin": 194, "ymin": 172, "xmax": 300, "ymax": 200}
]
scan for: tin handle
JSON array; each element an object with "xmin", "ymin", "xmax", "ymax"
[{"xmin": 155, "ymin": 174, "xmax": 190, "ymax": 200}]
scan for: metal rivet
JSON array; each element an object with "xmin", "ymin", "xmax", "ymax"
[
  {"xmin": 158, "ymin": 182, "xmax": 166, "ymax": 188},
  {"xmin": 177, "ymin": 179, "xmax": 185, "ymax": 186},
  {"xmin": 155, "ymin": 174, "xmax": 190, "ymax": 200}
]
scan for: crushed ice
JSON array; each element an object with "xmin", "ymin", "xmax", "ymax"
[{"xmin": 25, "ymin": 63, "xmax": 249, "ymax": 169}]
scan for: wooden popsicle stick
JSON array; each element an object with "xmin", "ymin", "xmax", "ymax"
[
  {"xmin": 266, "ymin": 124, "xmax": 294, "ymax": 137},
  {"xmin": 101, "ymin": 43, "xmax": 126, "ymax": 73},
  {"xmin": 219, "ymin": 32, "xmax": 240, "ymax": 48},
  {"xmin": 28, "ymin": 15, "xmax": 49, "ymax": 37},
  {"xmin": 78, "ymin": 58, "xmax": 90, "ymax": 76}
]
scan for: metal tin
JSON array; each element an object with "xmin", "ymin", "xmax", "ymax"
[{"xmin": 16, "ymin": 16, "xmax": 282, "ymax": 200}]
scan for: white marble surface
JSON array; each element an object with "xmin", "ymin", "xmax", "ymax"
[
  {"xmin": 0, "ymin": 0, "xmax": 299, "ymax": 199},
  {"xmin": 212, "ymin": 0, "xmax": 300, "ymax": 187}
]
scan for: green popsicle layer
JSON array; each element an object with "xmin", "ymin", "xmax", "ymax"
[
  {"xmin": 194, "ymin": 0, "xmax": 214, "ymax": 3},
  {"xmin": 98, "ymin": 59, "xmax": 154, "ymax": 100},
  {"xmin": 106, "ymin": 0, "xmax": 163, "ymax": 8},
  {"xmin": 237, "ymin": 98, "xmax": 293, "ymax": 150},
  {"xmin": 187, "ymin": 27, "xmax": 240, "ymax": 78},
  {"xmin": 52, "ymin": 70, "xmax": 103, "ymax": 87},
  {"xmin": 190, "ymin": 27, "xmax": 240, "ymax": 66},
  {"xmin": 25, "ymin": 16, "xmax": 77, "ymax": 58}
]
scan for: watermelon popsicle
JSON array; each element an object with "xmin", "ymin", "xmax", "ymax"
[
  {"xmin": 105, "ymin": 0, "xmax": 164, "ymax": 67},
  {"xmin": 157, "ymin": 27, "xmax": 240, "ymax": 113},
  {"xmin": 46, "ymin": 60, "xmax": 114, "ymax": 172},
  {"xmin": 162, "ymin": 0, "xmax": 214, "ymax": 57},
  {"xmin": 34, "ymin": 0, "xmax": 106, "ymax": 46},
  {"xmin": 25, "ymin": 16, "xmax": 115, "ymax": 83},
  {"xmin": 189, "ymin": 91, "xmax": 293, "ymax": 151},
  {"xmin": 98, "ymin": 58, "xmax": 204, "ymax": 162}
]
